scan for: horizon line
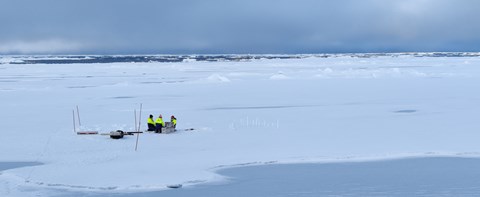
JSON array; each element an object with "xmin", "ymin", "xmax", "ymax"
[{"xmin": 2, "ymin": 51, "xmax": 480, "ymax": 56}]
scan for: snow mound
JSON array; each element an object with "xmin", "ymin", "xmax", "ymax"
[
  {"xmin": 269, "ymin": 72, "xmax": 290, "ymax": 80},
  {"xmin": 206, "ymin": 74, "xmax": 231, "ymax": 82}
]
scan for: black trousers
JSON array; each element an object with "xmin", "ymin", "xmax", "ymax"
[
  {"xmin": 155, "ymin": 124, "xmax": 163, "ymax": 133},
  {"xmin": 148, "ymin": 123, "xmax": 156, "ymax": 131}
]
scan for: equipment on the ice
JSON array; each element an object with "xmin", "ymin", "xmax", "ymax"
[
  {"xmin": 73, "ymin": 106, "xmax": 99, "ymax": 134},
  {"xmin": 99, "ymin": 130, "xmax": 143, "ymax": 139},
  {"xmin": 109, "ymin": 130, "xmax": 124, "ymax": 139},
  {"xmin": 76, "ymin": 131, "xmax": 99, "ymax": 135},
  {"xmin": 163, "ymin": 122, "xmax": 175, "ymax": 133}
]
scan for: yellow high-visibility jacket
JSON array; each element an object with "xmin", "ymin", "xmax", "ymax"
[
  {"xmin": 147, "ymin": 118, "xmax": 155, "ymax": 125},
  {"xmin": 155, "ymin": 118, "xmax": 165, "ymax": 126}
]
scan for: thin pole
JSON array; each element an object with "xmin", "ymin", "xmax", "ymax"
[
  {"xmin": 138, "ymin": 103, "xmax": 142, "ymax": 132},
  {"xmin": 134, "ymin": 109, "xmax": 137, "ymax": 132},
  {"xmin": 135, "ymin": 103, "xmax": 142, "ymax": 151},
  {"xmin": 76, "ymin": 105, "xmax": 81, "ymax": 126},
  {"xmin": 135, "ymin": 133, "xmax": 140, "ymax": 151},
  {"xmin": 72, "ymin": 110, "xmax": 76, "ymax": 133}
]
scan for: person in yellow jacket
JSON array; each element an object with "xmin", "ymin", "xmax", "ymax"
[
  {"xmin": 155, "ymin": 115, "xmax": 165, "ymax": 133},
  {"xmin": 147, "ymin": 114, "xmax": 156, "ymax": 131},
  {"xmin": 171, "ymin": 115, "xmax": 177, "ymax": 128}
]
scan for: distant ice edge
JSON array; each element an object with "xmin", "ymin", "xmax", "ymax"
[
  {"xmin": 3, "ymin": 52, "xmax": 480, "ymax": 65},
  {"xmin": 210, "ymin": 151, "xmax": 480, "ymax": 172}
]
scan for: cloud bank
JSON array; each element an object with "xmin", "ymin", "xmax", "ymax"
[
  {"xmin": 1, "ymin": 0, "xmax": 479, "ymax": 54},
  {"xmin": 0, "ymin": 39, "xmax": 87, "ymax": 54}
]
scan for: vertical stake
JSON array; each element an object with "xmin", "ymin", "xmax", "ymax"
[
  {"xmin": 134, "ymin": 109, "xmax": 137, "ymax": 132},
  {"xmin": 135, "ymin": 133, "xmax": 140, "ymax": 151},
  {"xmin": 73, "ymin": 110, "xmax": 76, "ymax": 133},
  {"xmin": 76, "ymin": 105, "xmax": 81, "ymax": 126},
  {"xmin": 134, "ymin": 103, "xmax": 142, "ymax": 151},
  {"xmin": 138, "ymin": 103, "xmax": 142, "ymax": 132}
]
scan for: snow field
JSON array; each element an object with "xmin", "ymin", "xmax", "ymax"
[{"xmin": 1, "ymin": 55, "xmax": 480, "ymax": 196}]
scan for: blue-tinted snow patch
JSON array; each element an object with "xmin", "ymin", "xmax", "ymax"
[
  {"xmin": 110, "ymin": 96, "xmax": 135, "ymax": 99},
  {"xmin": 0, "ymin": 162, "xmax": 42, "ymax": 171},
  {"xmin": 394, "ymin": 109, "xmax": 417, "ymax": 113}
]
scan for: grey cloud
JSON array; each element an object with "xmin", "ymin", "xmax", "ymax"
[{"xmin": 1, "ymin": 0, "xmax": 479, "ymax": 54}]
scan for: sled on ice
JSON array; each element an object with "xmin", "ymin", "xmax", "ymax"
[
  {"xmin": 162, "ymin": 122, "xmax": 176, "ymax": 134},
  {"xmin": 147, "ymin": 121, "xmax": 176, "ymax": 134}
]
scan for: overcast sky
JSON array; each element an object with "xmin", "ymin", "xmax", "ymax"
[{"xmin": 1, "ymin": 0, "xmax": 479, "ymax": 54}]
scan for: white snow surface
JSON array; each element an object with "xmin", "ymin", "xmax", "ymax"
[{"xmin": 1, "ymin": 55, "xmax": 480, "ymax": 196}]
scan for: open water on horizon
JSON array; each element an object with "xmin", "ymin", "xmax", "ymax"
[{"xmin": 2, "ymin": 52, "xmax": 480, "ymax": 65}]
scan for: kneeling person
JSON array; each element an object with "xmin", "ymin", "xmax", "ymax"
[
  {"xmin": 147, "ymin": 114, "xmax": 156, "ymax": 131},
  {"xmin": 155, "ymin": 115, "xmax": 165, "ymax": 133},
  {"xmin": 171, "ymin": 115, "xmax": 177, "ymax": 128}
]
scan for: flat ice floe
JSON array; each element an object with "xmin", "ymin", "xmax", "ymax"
[{"xmin": 1, "ymin": 54, "xmax": 480, "ymax": 196}]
